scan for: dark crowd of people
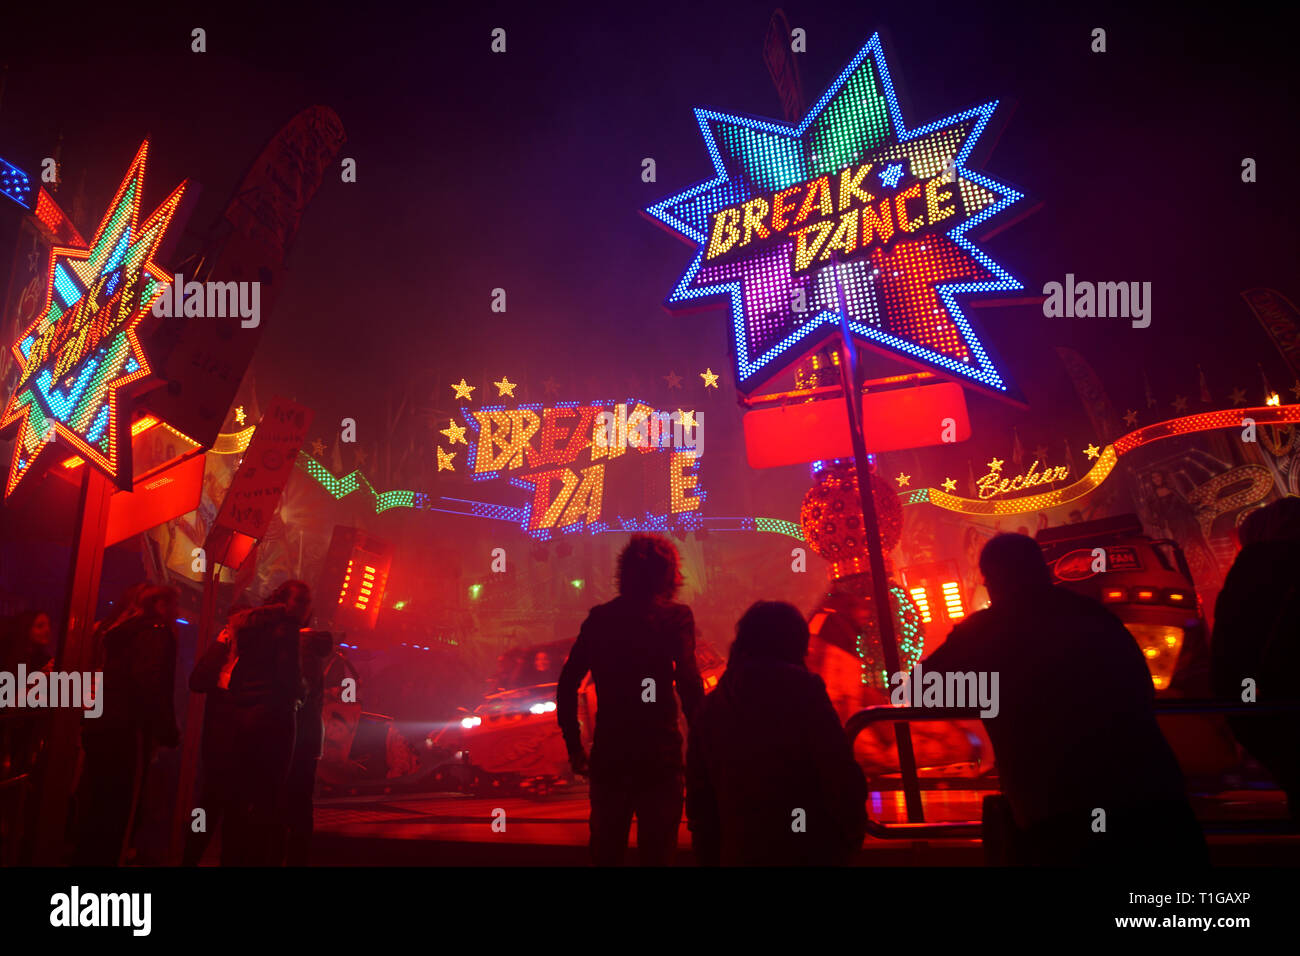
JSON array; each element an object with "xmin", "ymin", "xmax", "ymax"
[
  {"xmin": 558, "ymin": 505, "xmax": 1300, "ymax": 866},
  {"xmin": 0, "ymin": 579, "xmax": 332, "ymax": 866},
  {"xmin": 3, "ymin": 496, "xmax": 1298, "ymax": 866}
]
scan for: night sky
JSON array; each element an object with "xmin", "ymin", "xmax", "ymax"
[{"xmin": 1, "ymin": 0, "xmax": 1296, "ymax": 555}]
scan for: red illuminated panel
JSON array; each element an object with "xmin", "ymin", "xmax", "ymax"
[
  {"xmin": 744, "ymin": 381, "xmax": 968, "ymax": 468},
  {"xmin": 104, "ymin": 452, "xmax": 204, "ymax": 546}
]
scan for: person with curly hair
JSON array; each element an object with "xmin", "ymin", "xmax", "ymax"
[{"xmin": 557, "ymin": 534, "xmax": 704, "ymax": 865}]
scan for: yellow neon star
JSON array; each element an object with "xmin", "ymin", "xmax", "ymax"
[
  {"xmin": 941, "ymin": 478, "xmax": 957, "ymax": 492},
  {"xmin": 895, "ymin": 473, "xmax": 910, "ymax": 487},
  {"xmin": 1084, "ymin": 444, "xmax": 1100, "ymax": 460},
  {"xmin": 451, "ymin": 379, "xmax": 476, "ymax": 400},
  {"xmin": 436, "ymin": 446, "xmax": 456, "ymax": 472},
  {"xmin": 234, "ymin": 405, "xmax": 246, "ymax": 425},
  {"xmin": 700, "ymin": 368, "xmax": 719, "ymax": 388},
  {"xmin": 677, "ymin": 409, "xmax": 697, "ymax": 428},
  {"xmin": 440, "ymin": 420, "xmax": 467, "ymax": 445},
  {"xmin": 1266, "ymin": 392, "xmax": 1281, "ymax": 407},
  {"xmin": 987, "ymin": 457, "xmax": 1004, "ymax": 471},
  {"xmin": 494, "ymin": 376, "xmax": 517, "ymax": 398}
]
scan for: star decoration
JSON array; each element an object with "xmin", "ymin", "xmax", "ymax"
[
  {"xmin": 664, "ymin": 371, "xmax": 683, "ymax": 389},
  {"xmin": 436, "ymin": 446, "xmax": 455, "ymax": 472},
  {"xmin": 1228, "ymin": 387, "xmax": 1246, "ymax": 406},
  {"xmin": 1, "ymin": 141, "xmax": 187, "ymax": 496},
  {"xmin": 700, "ymin": 368, "xmax": 719, "ymax": 389},
  {"xmin": 451, "ymin": 378, "xmax": 476, "ymax": 401},
  {"xmin": 878, "ymin": 162, "xmax": 906, "ymax": 188},
  {"xmin": 895, "ymin": 472, "xmax": 911, "ymax": 487},
  {"xmin": 494, "ymin": 376, "xmax": 517, "ymax": 398},
  {"xmin": 1290, "ymin": 380, "xmax": 1300, "ymax": 400},
  {"xmin": 1171, "ymin": 395, "xmax": 1188, "ymax": 414},
  {"xmin": 677, "ymin": 409, "xmax": 697, "ymax": 428},
  {"xmin": 644, "ymin": 34, "xmax": 1025, "ymax": 399},
  {"xmin": 234, "ymin": 405, "xmax": 246, "ymax": 426},
  {"xmin": 1083, "ymin": 444, "xmax": 1100, "ymax": 460},
  {"xmin": 542, "ymin": 377, "xmax": 560, "ymax": 397},
  {"xmin": 1266, "ymin": 393, "xmax": 1281, "ymax": 407},
  {"xmin": 941, "ymin": 477, "xmax": 957, "ymax": 492},
  {"xmin": 440, "ymin": 420, "xmax": 467, "ymax": 445},
  {"xmin": 1122, "ymin": 409, "xmax": 1138, "ymax": 427},
  {"xmin": 310, "ymin": 439, "xmax": 325, "ymax": 457},
  {"xmin": 987, "ymin": 457, "xmax": 1004, "ymax": 471}
]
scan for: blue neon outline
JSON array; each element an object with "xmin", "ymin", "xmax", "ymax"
[{"xmin": 644, "ymin": 33, "xmax": 1025, "ymax": 395}]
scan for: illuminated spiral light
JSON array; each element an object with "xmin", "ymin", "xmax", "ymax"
[
  {"xmin": 831, "ymin": 575, "xmax": 924, "ymax": 691},
  {"xmin": 799, "ymin": 462, "xmax": 903, "ymax": 565}
]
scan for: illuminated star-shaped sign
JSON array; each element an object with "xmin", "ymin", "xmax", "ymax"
[
  {"xmin": 440, "ymin": 420, "xmax": 468, "ymax": 445},
  {"xmin": 1, "ymin": 142, "xmax": 187, "ymax": 495},
  {"xmin": 700, "ymin": 368, "xmax": 719, "ymax": 388},
  {"xmin": 1083, "ymin": 444, "xmax": 1100, "ymax": 460},
  {"xmin": 941, "ymin": 477, "xmax": 957, "ymax": 492},
  {"xmin": 895, "ymin": 472, "xmax": 910, "ymax": 487},
  {"xmin": 646, "ymin": 34, "xmax": 1026, "ymax": 400},
  {"xmin": 451, "ymin": 378, "xmax": 476, "ymax": 400},
  {"xmin": 987, "ymin": 457, "xmax": 1004, "ymax": 471},
  {"xmin": 677, "ymin": 409, "xmax": 697, "ymax": 428},
  {"xmin": 494, "ymin": 376, "xmax": 517, "ymax": 398},
  {"xmin": 436, "ymin": 446, "xmax": 456, "ymax": 472}
]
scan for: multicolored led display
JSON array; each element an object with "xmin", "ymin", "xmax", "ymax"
[
  {"xmin": 0, "ymin": 155, "xmax": 32, "ymax": 209},
  {"xmin": 904, "ymin": 403, "xmax": 1300, "ymax": 516},
  {"xmin": 464, "ymin": 400, "xmax": 705, "ymax": 538},
  {"xmin": 646, "ymin": 34, "xmax": 1025, "ymax": 398},
  {"xmin": 1, "ymin": 142, "xmax": 186, "ymax": 495}
]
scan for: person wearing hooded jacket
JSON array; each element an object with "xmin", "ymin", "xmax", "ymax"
[{"xmin": 686, "ymin": 601, "xmax": 867, "ymax": 866}]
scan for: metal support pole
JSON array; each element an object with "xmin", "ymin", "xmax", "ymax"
[
  {"xmin": 169, "ymin": 560, "xmax": 219, "ymax": 863},
  {"xmin": 829, "ymin": 256, "xmax": 925, "ymax": 823}
]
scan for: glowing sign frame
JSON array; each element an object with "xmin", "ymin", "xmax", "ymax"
[
  {"xmin": 1, "ymin": 142, "xmax": 187, "ymax": 495},
  {"xmin": 646, "ymin": 33, "xmax": 1027, "ymax": 400}
]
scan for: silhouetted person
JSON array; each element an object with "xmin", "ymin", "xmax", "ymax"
[
  {"xmin": 280, "ymin": 626, "xmax": 334, "ymax": 865},
  {"xmin": 221, "ymin": 581, "xmax": 309, "ymax": 865},
  {"xmin": 686, "ymin": 601, "xmax": 867, "ymax": 866},
  {"xmin": 920, "ymin": 533, "xmax": 1205, "ymax": 865},
  {"xmin": 0, "ymin": 610, "xmax": 54, "ymax": 776},
  {"xmin": 1211, "ymin": 497, "xmax": 1300, "ymax": 821},
  {"xmin": 182, "ymin": 601, "xmax": 249, "ymax": 865},
  {"xmin": 73, "ymin": 585, "xmax": 181, "ymax": 865},
  {"xmin": 557, "ymin": 534, "xmax": 704, "ymax": 866}
]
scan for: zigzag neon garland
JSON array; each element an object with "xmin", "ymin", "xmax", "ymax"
[{"xmin": 263, "ymin": 405, "xmax": 1297, "ymax": 532}]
